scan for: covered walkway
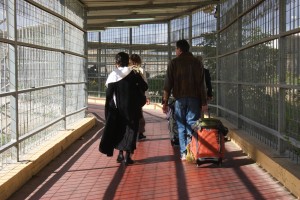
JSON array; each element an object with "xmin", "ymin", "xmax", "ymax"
[{"xmin": 7, "ymin": 102, "xmax": 296, "ymax": 200}]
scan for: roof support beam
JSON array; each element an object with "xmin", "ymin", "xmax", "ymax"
[
  {"xmin": 87, "ymin": 13, "xmax": 176, "ymax": 19},
  {"xmin": 87, "ymin": 0, "xmax": 219, "ymax": 11},
  {"xmin": 87, "ymin": 21, "xmax": 168, "ymax": 30}
]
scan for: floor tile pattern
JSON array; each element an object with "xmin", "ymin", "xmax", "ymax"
[{"xmin": 8, "ymin": 103, "xmax": 296, "ymax": 200}]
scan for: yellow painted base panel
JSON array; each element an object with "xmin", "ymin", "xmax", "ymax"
[{"xmin": 0, "ymin": 117, "xmax": 96, "ymax": 200}]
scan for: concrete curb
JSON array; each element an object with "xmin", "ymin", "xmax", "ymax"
[{"xmin": 0, "ymin": 117, "xmax": 96, "ymax": 200}]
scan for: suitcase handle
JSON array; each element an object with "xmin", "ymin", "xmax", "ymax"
[{"xmin": 202, "ymin": 108, "xmax": 210, "ymax": 119}]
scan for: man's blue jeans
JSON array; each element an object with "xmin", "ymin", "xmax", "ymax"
[{"xmin": 174, "ymin": 98, "xmax": 201, "ymax": 157}]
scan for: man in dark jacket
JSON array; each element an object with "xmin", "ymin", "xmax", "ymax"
[{"xmin": 162, "ymin": 39, "xmax": 208, "ymax": 161}]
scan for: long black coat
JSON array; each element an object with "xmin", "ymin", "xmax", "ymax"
[{"xmin": 99, "ymin": 69, "xmax": 148, "ymax": 156}]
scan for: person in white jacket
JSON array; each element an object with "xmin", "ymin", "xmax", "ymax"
[
  {"xmin": 129, "ymin": 54, "xmax": 150, "ymax": 140},
  {"xmin": 99, "ymin": 52, "xmax": 148, "ymax": 165}
]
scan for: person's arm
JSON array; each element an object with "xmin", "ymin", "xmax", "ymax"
[
  {"xmin": 141, "ymin": 65, "xmax": 151, "ymax": 104},
  {"xmin": 162, "ymin": 61, "xmax": 173, "ymax": 113},
  {"xmin": 104, "ymin": 83, "xmax": 115, "ymax": 119},
  {"xmin": 145, "ymin": 91, "xmax": 150, "ymax": 104},
  {"xmin": 137, "ymin": 73, "xmax": 148, "ymax": 92}
]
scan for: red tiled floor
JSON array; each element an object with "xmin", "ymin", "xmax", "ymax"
[{"xmin": 8, "ymin": 103, "xmax": 297, "ymax": 200}]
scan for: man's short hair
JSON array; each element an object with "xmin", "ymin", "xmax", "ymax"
[
  {"xmin": 176, "ymin": 39, "xmax": 190, "ymax": 53},
  {"xmin": 115, "ymin": 52, "xmax": 129, "ymax": 66}
]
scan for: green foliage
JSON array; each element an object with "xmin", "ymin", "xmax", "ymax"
[
  {"xmin": 87, "ymin": 77, "xmax": 106, "ymax": 97},
  {"xmin": 201, "ymin": 33, "xmax": 217, "ymax": 58},
  {"xmin": 88, "ymin": 79, "xmax": 98, "ymax": 91},
  {"xmin": 147, "ymin": 76, "xmax": 165, "ymax": 95}
]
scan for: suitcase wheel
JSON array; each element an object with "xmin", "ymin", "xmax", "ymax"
[
  {"xmin": 196, "ymin": 160, "xmax": 202, "ymax": 167},
  {"xmin": 196, "ymin": 158, "xmax": 223, "ymax": 167},
  {"xmin": 217, "ymin": 158, "xmax": 222, "ymax": 167}
]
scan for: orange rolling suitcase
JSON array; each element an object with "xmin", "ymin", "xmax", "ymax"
[{"xmin": 190, "ymin": 116, "xmax": 228, "ymax": 167}]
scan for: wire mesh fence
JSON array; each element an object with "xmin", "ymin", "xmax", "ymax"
[
  {"xmin": 0, "ymin": 0, "xmax": 86, "ymax": 169},
  {"xmin": 87, "ymin": 1, "xmax": 300, "ymax": 165}
]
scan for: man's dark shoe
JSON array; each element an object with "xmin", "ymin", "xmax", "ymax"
[
  {"xmin": 138, "ymin": 133, "xmax": 146, "ymax": 140},
  {"xmin": 116, "ymin": 153, "xmax": 124, "ymax": 163}
]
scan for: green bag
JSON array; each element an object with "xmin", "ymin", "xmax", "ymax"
[
  {"xmin": 199, "ymin": 118, "xmax": 222, "ymax": 128},
  {"xmin": 192, "ymin": 118, "xmax": 228, "ymax": 136}
]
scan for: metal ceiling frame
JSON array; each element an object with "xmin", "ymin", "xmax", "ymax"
[{"xmin": 80, "ymin": 0, "xmax": 219, "ymax": 30}]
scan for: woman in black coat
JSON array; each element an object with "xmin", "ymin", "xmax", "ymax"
[{"xmin": 99, "ymin": 52, "xmax": 148, "ymax": 165}]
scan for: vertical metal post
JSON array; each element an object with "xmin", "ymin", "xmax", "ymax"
[
  {"xmin": 8, "ymin": 0, "xmax": 18, "ymax": 161},
  {"xmin": 61, "ymin": 0, "xmax": 66, "ymax": 129},
  {"xmin": 237, "ymin": 0, "xmax": 243, "ymax": 128},
  {"xmin": 189, "ymin": 13, "xmax": 193, "ymax": 52},
  {"xmin": 98, "ymin": 32, "xmax": 102, "ymax": 96},
  {"xmin": 167, "ymin": 21, "xmax": 172, "ymax": 61},
  {"xmin": 129, "ymin": 28, "xmax": 132, "ymax": 55},
  {"xmin": 83, "ymin": 6, "xmax": 88, "ymax": 114},
  {"xmin": 278, "ymin": 0, "xmax": 286, "ymax": 155},
  {"xmin": 216, "ymin": 3, "xmax": 220, "ymax": 116}
]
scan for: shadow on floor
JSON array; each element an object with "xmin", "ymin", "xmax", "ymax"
[{"xmin": 8, "ymin": 116, "xmax": 104, "ymax": 200}]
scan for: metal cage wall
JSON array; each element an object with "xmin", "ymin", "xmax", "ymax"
[
  {"xmin": 0, "ymin": 0, "xmax": 86, "ymax": 169},
  {"xmin": 87, "ymin": 0, "xmax": 300, "ymax": 164},
  {"xmin": 218, "ymin": 0, "xmax": 300, "ymax": 164}
]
